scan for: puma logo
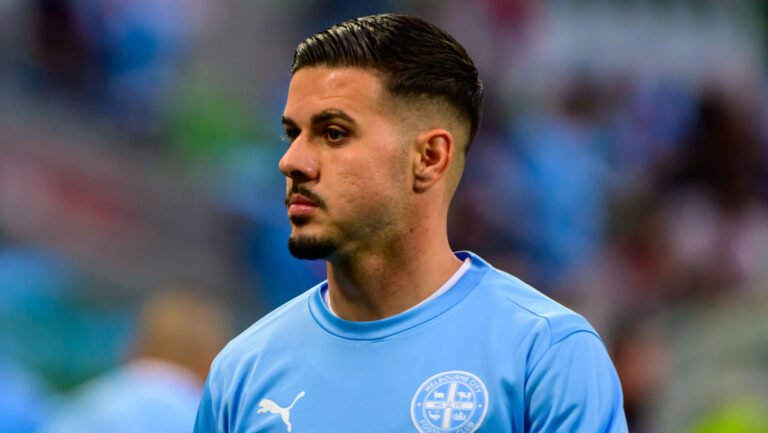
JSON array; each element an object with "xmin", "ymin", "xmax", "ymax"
[{"xmin": 257, "ymin": 391, "xmax": 306, "ymax": 432}]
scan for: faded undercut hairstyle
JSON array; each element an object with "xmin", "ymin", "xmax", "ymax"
[{"xmin": 291, "ymin": 13, "xmax": 484, "ymax": 152}]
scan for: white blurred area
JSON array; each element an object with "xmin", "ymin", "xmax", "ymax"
[{"xmin": 1, "ymin": 1, "xmax": 767, "ymax": 432}]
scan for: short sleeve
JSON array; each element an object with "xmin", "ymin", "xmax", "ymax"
[
  {"xmin": 194, "ymin": 376, "xmax": 222, "ymax": 433},
  {"xmin": 525, "ymin": 331, "xmax": 628, "ymax": 433}
]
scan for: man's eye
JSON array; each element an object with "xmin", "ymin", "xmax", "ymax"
[
  {"xmin": 282, "ymin": 130, "xmax": 299, "ymax": 143},
  {"xmin": 325, "ymin": 127, "xmax": 347, "ymax": 143}
]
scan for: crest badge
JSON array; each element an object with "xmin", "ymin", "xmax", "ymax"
[{"xmin": 411, "ymin": 370, "xmax": 488, "ymax": 433}]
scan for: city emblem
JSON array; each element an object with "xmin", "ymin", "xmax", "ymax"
[{"xmin": 411, "ymin": 371, "xmax": 488, "ymax": 433}]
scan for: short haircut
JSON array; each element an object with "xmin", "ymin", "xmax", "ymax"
[{"xmin": 291, "ymin": 13, "xmax": 483, "ymax": 150}]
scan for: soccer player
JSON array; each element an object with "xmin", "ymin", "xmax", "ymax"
[
  {"xmin": 41, "ymin": 289, "xmax": 231, "ymax": 433},
  {"xmin": 195, "ymin": 14, "xmax": 627, "ymax": 433}
]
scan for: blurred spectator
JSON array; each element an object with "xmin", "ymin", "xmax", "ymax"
[
  {"xmin": 511, "ymin": 77, "xmax": 615, "ymax": 291},
  {"xmin": 94, "ymin": 0, "xmax": 200, "ymax": 135},
  {"xmin": 655, "ymin": 89, "xmax": 768, "ymax": 300},
  {"xmin": 450, "ymin": 121, "xmax": 531, "ymax": 276},
  {"xmin": 37, "ymin": 288, "xmax": 231, "ymax": 433},
  {"xmin": 23, "ymin": 0, "xmax": 201, "ymax": 136}
]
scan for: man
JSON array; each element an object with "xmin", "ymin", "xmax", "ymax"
[
  {"xmin": 195, "ymin": 14, "xmax": 627, "ymax": 433},
  {"xmin": 40, "ymin": 289, "xmax": 231, "ymax": 433}
]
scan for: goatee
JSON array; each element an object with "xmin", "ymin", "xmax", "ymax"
[{"xmin": 288, "ymin": 236, "xmax": 337, "ymax": 260}]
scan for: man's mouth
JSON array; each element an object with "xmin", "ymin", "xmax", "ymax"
[
  {"xmin": 286, "ymin": 191, "xmax": 322, "ymax": 220},
  {"xmin": 288, "ymin": 194, "xmax": 318, "ymax": 207},
  {"xmin": 285, "ymin": 186, "xmax": 325, "ymax": 208}
]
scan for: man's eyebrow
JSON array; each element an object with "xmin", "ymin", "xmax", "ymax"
[
  {"xmin": 281, "ymin": 116, "xmax": 298, "ymax": 129},
  {"xmin": 281, "ymin": 109, "xmax": 358, "ymax": 131},
  {"xmin": 310, "ymin": 109, "xmax": 357, "ymax": 127}
]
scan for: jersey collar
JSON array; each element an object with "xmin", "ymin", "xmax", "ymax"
[{"xmin": 307, "ymin": 251, "xmax": 490, "ymax": 340}]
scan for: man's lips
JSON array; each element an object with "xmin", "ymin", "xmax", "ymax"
[
  {"xmin": 288, "ymin": 194, "xmax": 317, "ymax": 206},
  {"xmin": 287, "ymin": 193, "xmax": 319, "ymax": 216}
]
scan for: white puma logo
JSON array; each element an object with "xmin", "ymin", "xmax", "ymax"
[{"xmin": 257, "ymin": 391, "xmax": 306, "ymax": 432}]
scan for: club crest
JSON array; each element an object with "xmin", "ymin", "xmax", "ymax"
[{"xmin": 410, "ymin": 371, "xmax": 488, "ymax": 433}]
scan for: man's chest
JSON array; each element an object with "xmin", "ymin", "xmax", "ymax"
[{"xmin": 223, "ymin": 338, "xmax": 524, "ymax": 433}]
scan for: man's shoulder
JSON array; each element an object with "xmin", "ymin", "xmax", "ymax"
[
  {"xmin": 210, "ymin": 285, "xmax": 320, "ymax": 375},
  {"xmin": 473, "ymin": 261, "xmax": 597, "ymax": 344}
]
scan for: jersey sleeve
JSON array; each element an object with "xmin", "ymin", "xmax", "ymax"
[
  {"xmin": 194, "ymin": 376, "xmax": 222, "ymax": 433},
  {"xmin": 524, "ymin": 331, "xmax": 628, "ymax": 433}
]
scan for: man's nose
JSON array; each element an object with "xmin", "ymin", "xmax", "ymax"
[{"xmin": 278, "ymin": 136, "xmax": 318, "ymax": 181}]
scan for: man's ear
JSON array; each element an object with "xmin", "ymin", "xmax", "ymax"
[{"xmin": 412, "ymin": 129, "xmax": 454, "ymax": 193}]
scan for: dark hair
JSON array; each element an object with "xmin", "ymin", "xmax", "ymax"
[{"xmin": 291, "ymin": 14, "xmax": 483, "ymax": 150}]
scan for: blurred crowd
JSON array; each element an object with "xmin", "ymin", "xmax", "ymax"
[{"xmin": 2, "ymin": 0, "xmax": 768, "ymax": 432}]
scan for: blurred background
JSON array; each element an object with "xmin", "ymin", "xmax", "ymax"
[{"xmin": 1, "ymin": 0, "xmax": 767, "ymax": 432}]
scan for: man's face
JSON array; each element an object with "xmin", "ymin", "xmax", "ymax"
[{"xmin": 279, "ymin": 67, "xmax": 412, "ymax": 260}]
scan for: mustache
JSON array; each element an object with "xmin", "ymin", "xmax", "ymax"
[{"xmin": 285, "ymin": 185, "xmax": 326, "ymax": 208}]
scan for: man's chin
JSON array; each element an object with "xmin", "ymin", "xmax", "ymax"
[{"xmin": 288, "ymin": 235, "xmax": 337, "ymax": 260}]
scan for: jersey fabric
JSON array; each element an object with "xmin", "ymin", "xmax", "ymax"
[
  {"xmin": 195, "ymin": 251, "xmax": 628, "ymax": 433},
  {"xmin": 41, "ymin": 359, "xmax": 203, "ymax": 433}
]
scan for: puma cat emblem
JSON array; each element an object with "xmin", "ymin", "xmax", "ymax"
[{"xmin": 257, "ymin": 391, "xmax": 306, "ymax": 432}]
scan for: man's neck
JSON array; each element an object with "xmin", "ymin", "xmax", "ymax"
[{"xmin": 325, "ymin": 238, "xmax": 462, "ymax": 322}]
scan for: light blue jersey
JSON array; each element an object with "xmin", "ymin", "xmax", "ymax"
[
  {"xmin": 195, "ymin": 252, "xmax": 627, "ymax": 432},
  {"xmin": 42, "ymin": 360, "xmax": 202, "ymax": 433}
]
